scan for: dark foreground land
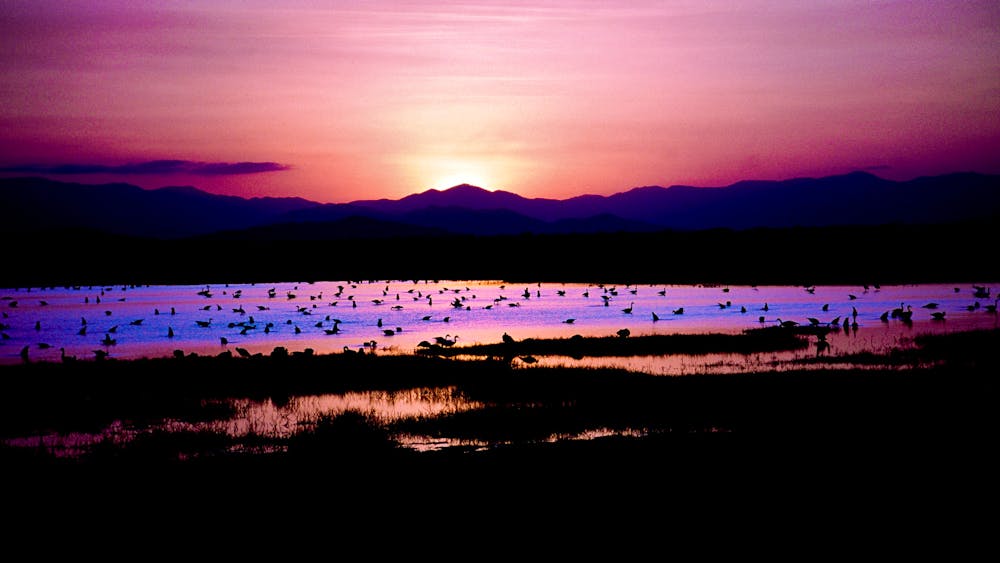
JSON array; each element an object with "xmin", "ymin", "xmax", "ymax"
[
  {"xmin": 2, "ymin": 220, "xmax": 997, "ymax": 287},
  {"xmin": 2, "ymin": 328, "xmax": 995, "ymax": 480}
]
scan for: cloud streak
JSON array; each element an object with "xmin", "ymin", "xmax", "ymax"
[{"xmin": 0, "ymin": 160, "xmax": 290, "ymax": 176}]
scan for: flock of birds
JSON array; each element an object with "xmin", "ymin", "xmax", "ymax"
[{"xmin": 1, "ymin": 281, "xmax": 996, "ymax": 364}]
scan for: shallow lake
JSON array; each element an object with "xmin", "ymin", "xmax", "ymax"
[
  {"xmin": 3, "ymin": 279, "xmax": 996, "ymax": 455},
  {"xmin": 2, "ymin": 280, "xmax": 997, "ymax": 368}
]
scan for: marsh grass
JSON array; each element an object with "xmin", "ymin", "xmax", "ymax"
[
  {"xmin": 1, "ymin": 328, "xmax": 995, "ymax": 465},
  {"xmin": 416, "ymin": 328, "xmax": 812, "ymax": 360}
]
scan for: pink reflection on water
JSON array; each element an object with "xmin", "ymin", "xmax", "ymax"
[
  {"xmin": 1, "ymin": 281, "xmax": 996, "ymax": 366},
  {"xmin": 4, "ymin": 387, "xmax": 482, "ymax": 456}
]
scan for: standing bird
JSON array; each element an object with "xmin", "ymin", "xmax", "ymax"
[
  {"xmin": 167, "ymin": 327, "xmax": 175, "ymax": 338},
  {"xmin": 60, "ymin": 348, "xmax": 77, "ymax": 363},
  {"xmin": 502, "ymin": 332, "xmax": 516, "ymax": 345},
  {"xmin": 20, "ymin": 346, "xmax": 29, "ymax": 363},
  {"xmin": 651, "ymin": 312, "xmax": 660, "ymax": 322},
  {"xmin": 622, "ymin": 302, "xmax": 634, "ymax": 314}
]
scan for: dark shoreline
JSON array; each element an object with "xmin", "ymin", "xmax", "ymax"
[
  {"xmin": 2, "ymin": 328, "xmax": 995, "ymax": 469},
  {"xmin": 3, "ymin": 220, "xmax": 997, "ymax": 287}
]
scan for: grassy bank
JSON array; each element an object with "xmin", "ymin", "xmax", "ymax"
[{"xmin": 0, "ymin": 328, "xmax": 995, "ymax": 469}]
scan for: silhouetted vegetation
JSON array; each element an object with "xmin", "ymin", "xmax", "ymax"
[
  {"xmin": 417, "ymin": 327, "xmax": 811, "ymax": 359},
  {"xmin": 0, "ymin": 329, "xmax": 994, "ymax": 468}
]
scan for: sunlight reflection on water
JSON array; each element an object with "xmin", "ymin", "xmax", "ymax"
[
  {"xmin": 2, "ymin": 280, "xmax": 996, "ymax": 367},
  {"xmin": 3, "ymin": 280, "xmax": 997, "ymax": 455}
]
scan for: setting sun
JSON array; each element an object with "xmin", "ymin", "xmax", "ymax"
[{"xmin": 430, "ymin": 173, "xmax": 494, "ymax": 191}]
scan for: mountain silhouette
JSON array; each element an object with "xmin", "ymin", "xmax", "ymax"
[
  {"xmin": 0, "ymin": 177, "xmax": 315, "ymax": 238},
  {"xmin": 2, "ymin": 171, "xmax": 997, "ymax": 239}
]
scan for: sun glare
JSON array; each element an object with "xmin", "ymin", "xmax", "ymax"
[{"xmin": 430, "ymin": 172, "xmax": 493, "ymax": 191}]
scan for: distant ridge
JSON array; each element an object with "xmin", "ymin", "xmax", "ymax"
[{"xmin": 1, "ymin": 171, "xmax": 997, "ymax": 239}]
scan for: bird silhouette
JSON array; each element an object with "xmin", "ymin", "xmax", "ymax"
[
  {"xmin": 235, "ymin": 347, "xmax": 252, "ymax": 358},
  {"xmin": 617, "ymin": 328, "xmax": 630, "ymax": 338},
  {"xmin": 60, "ymin": 347, "xmax": 77, "ymax": 363},
  {"xmin": 167, "ymin": 327, "xmax": 175, "ymax": 338},
  {"xmin": 651, "ymin": 312, "xmax": 660, "ymax": 322},
  {"xmin": 673, "ymin": 307, "xmax": 684, "ymax": 315},
  {"xmin": 898, "ymin": 306, "xmax": 913, "ymax": 322},
  {"xmin": 503, "ymin": 332, "xmax": 515, "ymax": 345},
  {"xmin": 435, "ymin": 335, "xmax": 458, "ymax": 346},
  {"xmin": 563, "ymin": 318, "xmax": 575, "ymax": 324},
  {"xmin": 622, "ymin": 302, "xmax": 634, "ymax": 314}
]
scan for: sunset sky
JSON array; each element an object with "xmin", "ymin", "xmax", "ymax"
[{"xmin": 1, "ymin": 0, "xmax": 998, "ymax": 202}]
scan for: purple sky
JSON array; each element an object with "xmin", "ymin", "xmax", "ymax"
[{"xmin": 1, "ymin": 0, "xmax": 998, "ymax": 202}]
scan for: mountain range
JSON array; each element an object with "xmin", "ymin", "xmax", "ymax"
[{"xmin": 1, "ymin": 172, "xmax": 997, "ymax": 239}]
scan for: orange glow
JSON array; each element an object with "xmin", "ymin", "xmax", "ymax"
[{"xmin": 1, "ymin": 1, "xmax": 997, "ymax": 202}]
